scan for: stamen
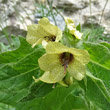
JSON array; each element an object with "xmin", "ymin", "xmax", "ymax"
[
  {"xmin": 64, "ymin": 64, "xmax": 68, "ymax": 74},
  {"xmin": 59, "ymin": 52, "xmax": 74, "ymax": 74}
]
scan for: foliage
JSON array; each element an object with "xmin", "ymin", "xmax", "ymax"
[
  {"xmin": 0, "ymin": 30, "xmax": 20, "ymax": 52},
  {"xmin": 0, "ymin": 29, "xmax": 110, "ymax": 110},
  {"xmin": 82, "ymin": 26, "xmax": 110, "ymax": 43},
  {"xmin": 0, "ymin": 1, "xmax": 110, "ymax": 110}
]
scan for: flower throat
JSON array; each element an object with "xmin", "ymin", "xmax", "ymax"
[
  {"xmin": 44, "ymin": 35, "xmax": 56, "ymax": 42},
  {"xmin": 60, "ymin": 52, "xmax": 74, "ymax": 74}
]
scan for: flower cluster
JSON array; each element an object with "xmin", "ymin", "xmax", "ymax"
[
  {"xmin": 65, "ymin": 17, "xmax": 83, "ymax": 39},
  {"xmin": 26, "ymin": 17, "xmax": 90, "ymax": 86}
]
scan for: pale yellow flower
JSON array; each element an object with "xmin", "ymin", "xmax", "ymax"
[
  {"xmin": 26, "ymin": 17, "xmax": 62, "ymax": 48},
  {"xmin": 65, "ymin": 17, "xmax": 83, "ymax": 39},
  {"xmin": 37, "ymin": 42, "xmax": 90, "ymax": 83}
]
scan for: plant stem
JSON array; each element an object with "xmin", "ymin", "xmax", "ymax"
[
  {"xmin": 54, "ymin": 7, "xmax": 65, "ymax": 22},
  {"xmin": 89, "ymin": 0, "xmax": 92, "ymax": 16},
  {"xmin": 47, "ymin": 0, "xmax": 57, "ymax": 26},
  {"xmin": 99, "ymin": 0, "xmax": 108, "ymax": 24}
]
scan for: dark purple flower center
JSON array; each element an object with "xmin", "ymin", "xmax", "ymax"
[
  {"xmin": 59, "ymin": 52, "xmax": 74, "ymax": 74},
  {"xmin": 44, "ymin": 35, "xmax": 56, "ymax": 42}
]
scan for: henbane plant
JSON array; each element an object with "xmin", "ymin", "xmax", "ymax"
[
  {"xmin": 26, "ymin": 17, "xmax": 90, "ymax": 86},
  {"xmin": 26, "ymin": 17, "xmax": 62, "ymax": 48}
]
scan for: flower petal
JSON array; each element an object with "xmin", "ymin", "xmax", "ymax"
[
  {"xmin": 65, "ymin": 17, "xmax": 75, "ymax": 24},
  {"xmin": 69, "ymin": 48, "xmax": 90, "ymax": 64},
  {"xmin": 74, "ymin": 30, "xmax": 83, "ymax": 39},
  {"xmin": 42, "ymin": 40, "xmax": 48, "ymax": 48},
  {"xmin": 46, "ymin": 42, "xmax": 69, "ymax": 54},
  {"xmin": 67, "ymin": 59, "xmax": 86, "ymax": 80},
  {"xmin": 46, "ymin": 42, "xmax": 90, "ymax": 65},
  {"xmin": 39, "ymin": 67, "xmax": 65, "ymax": 83},
  {"xmin": 38, "ymin": 53, "xmax": 61, "ymax": 71},
  {"xmin": 67, "ymin": 25, "xmax": 75, "ymax": 35},
  {"xmin": 32, "ymin": 38, "xmax": 43, "ymax": 48},
  {"xmin": 26, "ymin": 17, "xmax": 62, "ymax": 47},
  {"xmin": 67, "ymin": 60, "xmax": 86, "ymax": 80},
  {"xmin": 65, "ymin": 17, "xmax": 83, "ymax": 39},
  {"xmin": 26, "ymin": 24, "xmax": 51, "ymax": 45},
  {"xmin": 39, "ymin": 17, "xmax": 62, "ymax": 42}
]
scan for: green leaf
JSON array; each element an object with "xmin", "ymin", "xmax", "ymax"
[
  {"xmin": 84, "ymin": 32, "xmax": 90, "ymax": 41},
  {"xmin": 82, "ymin": 26, "xmax": 106, "ymax": 43},
  {"xmin": 86, "ymin": 72, "xmax": 110, "ymax": 110},
  {"xmin": 0, "ymin": 37, "xmax": 45, "ymax": 107},
  {"xmin": 0, "ymin": 103, "xmax": 15, "ymax": 110},
  {"xmin": 16, "ymin": 85, "xmax": 74, "ymax": 110},
  {"xmin": 100, "ymin": 42, "xmax": 110, "ymax": 50},
  {"xmin": 84, "ymin": 42, "xmax": 110, "ymax": 90},
  {"xmin": 84, "ymin": 42, "xmax": 110, "ymax": 69},
  {"xmin": 21, "ymin": 82, "xmax": 53, "ymax": 101},
  {"xmin": 83, "ymin": 42, "xmax": 110, "ymax": 109},
  {"xmin": 60, "ymin": 83, "xmax": 90, "ymax": 110},
  {"xmin": 87, "ymin": 71, "xmax": 110, "ymax": 99},
  {"xmin": 0, "ymin": 35, "xmax": 110, "ymax": 110},
  {"xmin": 16, "ymin": 83, "xmax": 91, "ymax": 110},
  {"xmin": 76, "ymin": 23, "xmax": 81, "ymax": 32}
]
